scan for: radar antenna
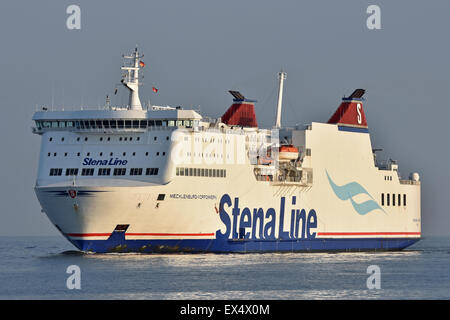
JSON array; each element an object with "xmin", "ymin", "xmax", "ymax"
[{"xmin": 121, "ymin": 47, "xmax": 144, "ymax": 110}]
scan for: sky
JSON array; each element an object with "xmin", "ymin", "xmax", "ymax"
[{"xmin": 0, "ymin": 0, "xmax": 448, "ymax": 236}]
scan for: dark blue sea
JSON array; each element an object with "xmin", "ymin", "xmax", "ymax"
[{"xmin": 0, "ymin": 236, "xmax": 449, "ymax": 300}]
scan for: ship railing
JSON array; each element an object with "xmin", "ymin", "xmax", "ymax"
[{"xmin": 31, "ymin": 125, "xmax": 179, "ymax": 134}]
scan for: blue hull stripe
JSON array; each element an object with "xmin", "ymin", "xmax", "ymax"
[
  {"xmin": 68, "ymin": 232, "xmax": 420, "ymax": 253},
  {"xmin": 338, "ymin": 126, "xmax": 369, "ymax": 133}
]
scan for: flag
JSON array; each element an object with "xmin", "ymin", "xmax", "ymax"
[
  {"xmin": 152, "ymin": 87, "xmax": 158, "ymax": 93},
  {"xmin": 139, "ymin": 60, "xmax": 145, "ymax": 68}
]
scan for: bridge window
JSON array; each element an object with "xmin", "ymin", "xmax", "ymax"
[
  {"xmin": 130, "ymin": 168, "xmax": 143, "ymax": 175},
  {"xmin": 398, "ymin": 194, "xmax": 401, "ymax": 206},
  {"xmin": 98, "ymin": 168, "xmax": 111, "ymax": 176},
  {"xmin": 145, "ymin": 168, "xmax": 159, "ymax": 175},
  {"xmin": 113, "ymin": 168, "xmax": 126, "ymax": 176},
  {"xmin": 81, "ymin": 168, "xmax": 94, "ymax": 176},
  {"xmin": 403, "ymin": 194, "xmax": 407, "ymax": 206},
  {"xmin": 387, "ymin": 194, "xmax": 390, "ymax": 206},
  {"xmin": 392, "ymin": 193, "xmax": 395, "ymax": 206},
  {"xmin": 49, "ymin": 168, "xmax": 62, "ymax": 176},
  {"xmin": 65, "ymin": 168, "xmax": 78, "ymax": 176}
]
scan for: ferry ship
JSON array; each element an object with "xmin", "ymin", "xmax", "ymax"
[{"xmin": 32, "ymin": 48, "xmax": 421, "ymax": 253}]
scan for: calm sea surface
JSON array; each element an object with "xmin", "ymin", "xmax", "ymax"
[{"xmin": 0, "ymin": 236, "xmax": 449, "ymax": 299}]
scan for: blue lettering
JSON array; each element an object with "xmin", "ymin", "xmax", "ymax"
[
  {"xmin": 295, "ymin": 209, "xmax": 307, "ymax": 239},
  {"xmin": 215, "ymin": 195, "xmax": 319, "ymax": 241},
  {"xmin": 307, "ymin": 209, "xmax": 317, "ymax": 239},
  {"xmin": 239, "ymin": 208, "xmax": 252, "ymax": 239},
  {"xmin": 231, "ymin": 198, "xmax": 240, "ymax": 239},
  {"xmin": 264, "ymin": 208, "xmax": 276, "ymax": 240},
  {"xmin": 216, "ymin": 194, "xmax": 231, "ymax": 240},
  {"xmin": 278, "ymin": 197, "xmax": 290, "ymax": 240},
  {"xmin": 252, "ymin": 208, "xmax": 264, "ymax": 240}
]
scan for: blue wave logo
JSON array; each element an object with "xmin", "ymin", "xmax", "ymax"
[{"xmin": 326, "ymin": 170, "xmax": 384, "ymax": 215}]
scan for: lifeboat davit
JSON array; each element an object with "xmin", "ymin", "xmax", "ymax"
[{"xmin": 278, "ymin": 144, "xmax": 299, "ymax": 161}]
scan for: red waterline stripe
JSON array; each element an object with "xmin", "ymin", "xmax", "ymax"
[
  {"xmin": 127, "ymin": 233, "xmax": 215, "ymax": 237},
  {"xmin": 67, "ymin": 233, "xmax": 111, "ymax": 237},
  {"xmin": 317, "ymin": 232, "xmax": 421, "ymax": 236},
  {"xmin": 67, "ymin": 232, "xmax": 215, "ymax": 237}
]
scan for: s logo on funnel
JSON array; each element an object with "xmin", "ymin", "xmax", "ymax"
[{"xmin": 326, "ymin": 170, "xmax": 384, "ymax": 215}]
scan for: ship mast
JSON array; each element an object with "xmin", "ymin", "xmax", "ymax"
[
  {"xmin": 275, "ymin": 71, "xmax": 287, "ymax": 128},
  {"xmin": 121, "ymin": 47, "xmax": 144, "ymax": 110}
]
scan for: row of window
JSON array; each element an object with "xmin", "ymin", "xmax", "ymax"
[
  {"xmin": 47, "ymin": 151, "xmax": 166, "ymax": 157},
  {"xmin": 49, "ymin": 167, "xmax": 160, "ymax": 177},
  {"xmin": 176, "ymin": 167, "xmax": 226, "ymax": 178},
  {"xmin": 49, "ymin": 135, "xmax": 171, "ymax": 142},
  {"xmin": 381, "ymin": 193, "xmax": 406, "ymax": 206},
  {"xmin": 49, "ymin": 168, "xmax": 63, "ymax": 176},
  {"xmin": 37, "ymin": 119, "xmax": 198, "ymax": 130}
]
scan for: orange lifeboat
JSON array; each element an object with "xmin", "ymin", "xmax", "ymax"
[{"xmin": 278, "ymin": 144, "xmax": 299, "ymax": 161}]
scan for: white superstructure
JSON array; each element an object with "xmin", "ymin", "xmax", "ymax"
[{"xmin": 31, "ymin": 49, "xmax": 421, "ymax": 253}]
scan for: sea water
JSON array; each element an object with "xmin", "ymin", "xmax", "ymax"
[{"xmin": 0, "ymin": 235, "xmax": 449, "ymax": 299}]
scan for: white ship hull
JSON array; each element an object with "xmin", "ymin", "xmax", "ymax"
[{"xmin": 34, "ymin": 123, "xmax": 421, "ymax": 253}]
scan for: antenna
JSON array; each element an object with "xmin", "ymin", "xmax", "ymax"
[
  {"xmin": 275, "ymin": 70, "xmax": 287, "ymax": 128},
  {"xmin": 121, "ymin": 47, "xmax": 144, "ymax": 110}
]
